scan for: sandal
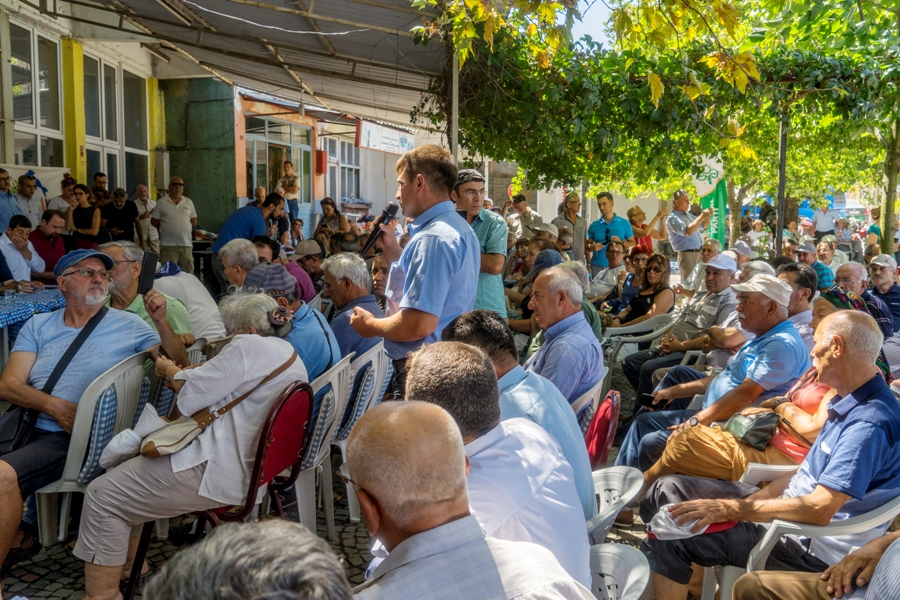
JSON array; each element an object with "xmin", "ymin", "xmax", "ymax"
[{"xmin": 1, "ymin": 534, "xmax": 42, "ymax": 576}]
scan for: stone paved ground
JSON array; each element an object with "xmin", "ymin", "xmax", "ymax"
[{"xmin": 1, "ymin": 370, "xmax": 645, "ymax": 599}]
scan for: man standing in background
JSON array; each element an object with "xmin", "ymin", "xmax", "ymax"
[
  {"xmin": 135, "ymin": 185, "xmax": 158, "ymax": 252},
  {"xmin": 666, "ymin": 189, "xmax": 711, "ymax": 280},
  {"xmin": 279, "ymin": 161, "xmax": 300, "ymax": 220},
  {"xmin": 552, "ymin": 193, "xmax": 588, "ymax": 263},
  {"xmin": 151, "ymin": 177, "xmax": 197, "ymax": 273}
]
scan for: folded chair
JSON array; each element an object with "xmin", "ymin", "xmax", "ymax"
[{"xmin": 588, "ymin": 543, "xmax": 650, "ymax": 600}]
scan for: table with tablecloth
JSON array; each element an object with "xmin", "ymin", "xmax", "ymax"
[{"xmin": 0, "ymin": 289, "xmax": 66, "ymax": 370}]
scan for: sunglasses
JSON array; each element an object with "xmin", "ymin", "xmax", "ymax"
[{"xmin": 646, "ymin": 266, "xmax": 665, "ymax": 273}]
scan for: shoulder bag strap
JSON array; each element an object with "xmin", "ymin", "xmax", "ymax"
[
  {"xmin": 777, "ymin": 415, "xmax": 815, "ymax": 448},
  {"xmin": 193, "ymin": 351, "xmax": 298, "ymax": 428},
  {"xmin": 42, "ymin": 306, "xmax": 109, "ymax": 395},
  {"xmin": 310, "ymin": 309, "xmax": 335, "ymax": 372}
]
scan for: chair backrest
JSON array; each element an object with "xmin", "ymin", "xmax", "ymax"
[
  {"xmin": 186, "ymin": 337, "xmax": 207, "ymax": 365},
  {"xmin": 572, "ymin": 376, "xmax": 606, "ymax": 416},
  {"xmin": 146, "ymin": 337, "xmax": 209, "ymax": 419},
  {"xmin": 334, "ymin": 343, "xmax": 386, "ymax": 442},
  {"xmin": 308, "ymin": 293, "xmax": 323, "ymax": 312},
  {"xmin": 202, "ymin": 335, "xmax": 234, "ymax": 361},
  {"xmin": 61, "ymin": 352, "xmax": 150, "ymax": 489},
  {"xmin": 585, "ymin": 466, "xmax": 643, "ymax": 544},
  {"xmin": 589, "ymin": 544, "xmax": 650, "ymax": 600},
  {"xmin": 585, "ymin": 390, "xmax": 621, "ymax": 469},
  {"xmin": 301, "ymin": 353, "xmax": 354, "ymax": 469},
  {"xmin": 228, "ymin": 382, "xmax": 314, "ymax": 518}
]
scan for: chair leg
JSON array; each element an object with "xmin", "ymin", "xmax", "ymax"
[
  {"xmin": 36, "ymin": 492, "xmax": 58, "ymax": 548},
  {"xmin": 700, "ymin": 566, "xmax": 717, "ymax": 600},
  {"xmin": 322, "ymin": 458, "xmax": 335, "ymax": 541},
  {"xmin": 718, "ymin": 566, "xmax": 743, "ymax": 600},
  {"xmin": 338, "ymin": 443, "xmax": 360, "ymax": 522},
  {"xmin": 57, "ymin": 492, "xmax": 71, "ymax": 543},
  {"xmin": 122, "ymin": 522, "xmax": 154, "ymax": 600},
  {"xmin": 154, "ymin": 518, "xmax": 169, "ymax": 540},
  {"xmin": 296, "ymin": 468, "xmax": 318, "ymax": 535}
]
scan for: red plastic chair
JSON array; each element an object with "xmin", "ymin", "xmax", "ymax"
[
  {"xmin": 124, "ymin": 381, "xmax": 314, "ymax": 600},
  {"xmin": 584, "ymin": 390, "xmax": 621, "ymax": 469}
]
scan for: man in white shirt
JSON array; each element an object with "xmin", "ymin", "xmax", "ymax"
[
  {"xmin": 14, "ymin": 174, "xmax": 45, "ymax": 232},
  {"xmin": 135, "ymin": 185, "xmax": 159, "ymax": 253},
  {"xmin": 347, "ymin": 401, "xmax": 592, "ymax": 600},
  {"xmin": 153, "ymin": 262, "xmax": 226, "ymax": 341},
  {"xmin": 811, "ymin": 204, "xmax": 838, "ymax": 243},
  {"xmin": 0, "ymin": 215, "xmax": 44, "ymax": 282},
  {"xmin": 588, "ymin": 241, "xmax": 627, "ymax": 301},
  {"xmin": 406, "ymin": 341, "xmax": 591, "ymax": 588},
  {"xmin": 150, "ymin": 177, "xmax": 197, "ymax": 272}
]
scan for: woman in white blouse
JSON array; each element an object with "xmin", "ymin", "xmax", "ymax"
[{"xmin": 73, "ymin": 293, "xmax": 309, "ymax": 600}]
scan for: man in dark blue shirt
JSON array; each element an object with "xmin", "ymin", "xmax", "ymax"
[
  {"xmin": 868, "ymin": 254, "xmax": 900, "ymax": 332},
  {"xmin": 210, "ymin": 193, "xmax": 284, "ymax": 289}
]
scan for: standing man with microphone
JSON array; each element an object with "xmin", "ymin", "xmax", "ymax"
[
  {"xmin": 666, "ymin": 189, "xmax": 712, "ymax": 280},
  {"xmin": 350, "ymin": 145, "xmax": 480, "ymax": 399}
]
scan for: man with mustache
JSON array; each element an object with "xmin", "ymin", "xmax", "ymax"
[
  {"xmin": 0, "ymin": 249, "xmax": 169, "ymax": 574},
  {"xmin": 29, "ymin": 210, "xmax": 67, "ymax": 284}
]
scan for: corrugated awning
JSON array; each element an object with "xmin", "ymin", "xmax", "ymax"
[{"xmin": 92, "ymin": 0, "xmax": 445, "ymax": 127}]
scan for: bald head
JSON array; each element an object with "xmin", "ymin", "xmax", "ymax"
[
  {"xmin": 835, "ymin": 262, "xmax": 867, "ymax": 296},
  {"xmin": 346, "ymin": 402, "xmax": 468, "ymax": 531},
  {"xmin": 818, "ymin": 311, "xmax": 882, "ymax": 368}
]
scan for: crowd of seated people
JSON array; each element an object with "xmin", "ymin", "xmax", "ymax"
[{"xmin": 1, "ymin": 147, "xmax": 900, "ymax": 600}]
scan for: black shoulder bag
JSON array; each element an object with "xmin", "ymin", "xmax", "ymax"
[{"xmin": 0, "ymin": 306, "xmax": 109, "ymax": 454}]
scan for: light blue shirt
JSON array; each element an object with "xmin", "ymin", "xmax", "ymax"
[
  {"xmin": 587, "ymin": 214, "xmax": 633, "ymax": 267},
  {"xmin": 523, "ymin": 312, "xmax": 604, "ymax": 411},
  {"xmin": 666, "ymin": 210, "xmax": 703, "ymax": 252},
  {"xmin": 14, "ymin": 308, "xmax": 160, "ymax": 432},
  {"xmin": 384, "ymin": 201, "xmax": 479, "ymax": 360},
  {"xmin": 704, "ymin": 319, "xmax": 811, "ymax": 409},
  {"xmin": 285, "ymin": 302, "xmax": 341, "ymax": 382},
  {"xmin": 498, "ymin": 366, "xmax": 597, "ymax": 520},
  {"xmin": 470, "ymin": 208, "xmax": 508, "ymax": 315},
  {"xmin": 0, "ymin": 190, "xmax": 20, "ymax": 232},
  {"xmin": 330, "ymin": 294, "xmax": 384, "ymax": 359}
]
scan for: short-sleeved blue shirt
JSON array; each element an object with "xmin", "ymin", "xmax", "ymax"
[
  {"xmin": 872, "ymin": 283, "xmax": 900, "ymax": 333},
  {"xmin": 0, "ymin": 190, "xmax": 21, "ymax": 232},
  {"xmin": 812, "ymin": 260, "xmax": 835, "ymax": 289},
  {"xmin": 498, "ymin": 365, "xmax": 597, "ymax": 520},
  {"xmin": 384, "ymin": 201, "xmax": 479, "ymax": 360},
  {"xmin": 330, "ymin": 294, "xmax": 384, "ymax": 359},
  {"xmin": 470, "ymin": 208, "xmax": 508, "ymax": 315},
  {"xmin": 14, "ymin": 309, "xmax": 160, "ymax": 432},
  {"xmin": 587, "ymin": 214, "xmax": 634, "ymax": 267},
  {"xmin": 666, "ymin": 211, "xmax": 703, "ymax": 252},
  {"xmin": 784, "ymin": 374, "xmax": 900, "ymax": 564},
  {"xmin": 704, "ymin": 319, "xmax": 811, "ymax": 408},
  {"xmin": 211, "ymin": 205, "xmax": 267, "ymax": 253},
  {"xmin": 285, "ymin": 302, "xmax": 341, "ymax": 383}
]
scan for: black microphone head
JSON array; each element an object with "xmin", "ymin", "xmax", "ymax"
[{"xmin": 382, "ymin": 202, "xmax": 399, "ymax": 220}]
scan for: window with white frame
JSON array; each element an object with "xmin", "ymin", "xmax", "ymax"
[
  {"xmin": 83, "ymin": 53, "xmax": 149, "ymax": 196},
  {"xmin": 340, "ymin": 140, "xmax": 360, "ymax": 200},
  {"xmin": 10, "ymin": 22, "xmax": 64, "ymax": 167}
]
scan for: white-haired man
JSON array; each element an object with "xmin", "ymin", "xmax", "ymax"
[
  {"xmin": 322, "ymin": 253, "xmax": 384, "ymax": 358},
  {"xmin": 868, "ymin": 254, "xmax": 900, "ymax": 333},
  {"xmin": 835, "ymin": 261, "xmax": 893, "ymax": 338},
  {"xmin": 218, "ymin": 238, "xmax": 259, "ymax": 290},
  {"xmin": 523, "ymin": 267, "xmax": 603, "ymax": 430},
  {"xmin": 348, "ymin": 401, "xmax": 592, "ymax": 600}
]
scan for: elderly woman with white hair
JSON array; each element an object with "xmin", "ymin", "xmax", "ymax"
[{"xmin": 74, "ymin": 293, "xmax": 309, "ymax": 600}]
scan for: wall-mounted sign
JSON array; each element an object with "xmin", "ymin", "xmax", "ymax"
[{"xmin": 356, "ymin": 120, "xmax": 415, "ymax": 155}]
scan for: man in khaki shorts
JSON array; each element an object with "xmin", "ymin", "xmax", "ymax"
[{"xmin": 151, "ymin": 177, "xmax": 197, "ymax": 272}]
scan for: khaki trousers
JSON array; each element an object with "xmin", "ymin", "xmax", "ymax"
[
  {"xmin": 159, "ymin": 245, "xmax": 194, "ymax": 273},
  {"xmin": 733, "ymin": 571, "xmax": 831, "ymax": 600},
  {"xmin": 677, "ymin": 250, "xmax": 701, "ymax": 282}
]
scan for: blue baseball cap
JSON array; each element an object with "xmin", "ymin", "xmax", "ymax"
[
  {"xmin": 526, "ymin": 249, "xmax": 564, "ymax": 279},
  {"xmin": 54, "ymin": 249, "xmax": 115, "ymax": 278}
]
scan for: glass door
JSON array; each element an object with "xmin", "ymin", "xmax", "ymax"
[{"xmin": 267, "ymin": 143, "xmax": 290, "ymax": 193}]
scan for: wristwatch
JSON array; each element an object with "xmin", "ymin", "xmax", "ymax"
[{"xmin": 688, "ymin": 416, "xmax": 699, "ymax": 428}]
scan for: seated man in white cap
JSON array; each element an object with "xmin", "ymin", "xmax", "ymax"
[
  {"xmin": 868, "ymin": 253, "xmax": 900, "ymax": 332},
  {"xmin": 289, "ymin": 239, "xmax": 326, "ymax": 294},
  {"xmin": 615, "ymin": 274, "xmax": 812, "ymax": 472},
  {"xmin": 534, "ymin": 221, "xmax": 559, "ymax": 244}
]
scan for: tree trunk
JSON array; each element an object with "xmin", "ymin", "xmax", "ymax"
[
  {"xmin": 727, "ymin": 180, "xmax": 756, "ymax": 243},
  {"xmin": 881, "ymin": 118, "xmax": 900, "ymax": 255}
]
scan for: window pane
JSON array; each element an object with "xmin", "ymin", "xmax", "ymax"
[
  {"xmin": 246, "ymin": 117, "xmax": 266, "ymax": 136},
  {"xmin": 11, "ymin": 24, "xmax": 34, "ymax": 125},
  {"xmin": 302, "ymin": 150, "xmax": 311, "ymax": 203},
  {"xmin": 341, "ymin": 168, "xmax": 346, "ymax": 199},
  {"xmin": 328, "ymin": 165, "xmax": 337, "ymax": 198},
  {"xmin": 255, "ymin": 142, "xmax": 267, "ymax": 192},
  {"xmin": 327, "ymin": 138, "xmax": 338, "ymax": 158},
  {"xmin": 354, "ymin": 146, "xmax": 360, "ymax": 167},
  {"xmin": 268, "ymin": 121, "xmax": 290, "ymax": 143},
  {"xmin": 123, "ymin": 70, "xmax": 147, "ymax": 150},
  {"xmin": 106, "ymin": 152, "xmax": 118, "ymax": 190},
  {"xmin": 84, "ymin": 57, "xmax": 101, "ymax": 138},
  {"xmin": 40, "ymin": 136, "xmax": 64, "ymax": 167},
  {"xmin": 353, "ymin": 169, "xmax": 360, "ymax": 197},
  {"xmin": 37, "ymin": 38, "xmax": 60, "ymax": 130},
  {"xmin": 341, "ymin": 142, "xmax": 347, "ymax": 164},
  {"xmin": 125, "ymin": 152, "xmax": 148, "ymax": 197},
  {"xmin": 292, "ymin": 125, "xmax": 310, "ymax": 146},
  {"xmin": 104, "ymin": 65, "xmax": 117, "ymax": 141},
  {"xmin": 14, "ymin": 131, "xmax": 38, "ymax": 165},
  {"xmin": 87, "ymin": 149, "xmax": 102, "ymax": 182}
]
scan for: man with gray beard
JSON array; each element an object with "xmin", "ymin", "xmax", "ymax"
[{"xmin": 0, "ymin": 249, "xmax": 165, "ymax": 572}]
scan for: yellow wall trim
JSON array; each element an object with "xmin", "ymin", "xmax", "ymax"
[{"xmin": 60, "ymin": 38, "xmax": 86, "ymax": 183}]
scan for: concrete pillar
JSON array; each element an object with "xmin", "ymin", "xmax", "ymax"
[
  {"xmin": 61, "ymin": 38, "xmax": 87, "ymax": 182},
  {"xmin": 0, "ymin": 10, "xmax": 14, "ymax": 164}
]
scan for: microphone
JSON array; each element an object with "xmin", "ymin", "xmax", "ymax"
[{"xmin": 358, "ymin": 202, "xmax": 399, "ymax": 257}]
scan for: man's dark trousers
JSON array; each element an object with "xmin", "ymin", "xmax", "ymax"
[{"xmin": 623, "ymin": 348, "xmax": 686, "ymax": 399}]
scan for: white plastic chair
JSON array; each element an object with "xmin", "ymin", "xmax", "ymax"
[
  {"xmin": 702, "ymin": 464, "xmax": 900, "ymax": 600},
  {"xmin": 296, "ymin": 353, "xmax": 354, "ymax": 540},
  {"xmin": 331, "ymin": 343, "xmax": 389, "ymax": 522},
  {"xmin": 585, "ymin": 467, "xmax": 643, "ymax": 544},
  {"xmin": 201, "ymin": 335, "xmax": 233, "ymax": 361},
  {"xmin": 679, "ymin": 350, "xmax": 707, "ymax": 369},
  {"xmin": 572, "ymin": 375, "xmax": 607, "ymax": 418},
  {"xmin": 308, "ymin": 293, "xmax": 323, "ymax": 312},
  {"xmin": 36, "ymin": 352, "xmax": 150, "ymax": 546},
  {"xmin": 605, "ymin": 314, "xmax": 675, "ymax": 371},
  {"xmin": 588, "ymin": 544, "xmax": 650, "ymax": 600}
]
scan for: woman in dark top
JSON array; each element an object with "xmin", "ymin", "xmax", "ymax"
[
  {"xmin": 65, "ymin": 184, "xmax": 101, "ymax": 249},
  {"xmin": 609, "ymin": 253, "xmax": 675, "ymax": 327},
  {"xmin": 314, "ymin": 197, "xmax": 350, "ymax": 236}
]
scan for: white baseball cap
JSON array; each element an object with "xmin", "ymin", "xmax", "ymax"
[
  {"xmin": 705, "ymin": 254, "xmax": 737, "ymax": 272},
  {"xmin": 731, "ymin": 240, "xmax": 752, "ymax": 257},
  {"xmin": 870, "ymin": 254, "xmax": 898, "ymax": 270},
  {"xmin": 732, "ymin": 273, "xmax": 793, "ymax": 307}
]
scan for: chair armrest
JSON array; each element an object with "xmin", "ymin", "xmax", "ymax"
[{"xmin": 680, "ymin": 350, "xmax": 703, "ymax": 366}]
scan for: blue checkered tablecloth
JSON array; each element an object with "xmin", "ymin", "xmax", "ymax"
[{"xmin": 0, "ymin": 289, "xmax": 66, "ymax": 337}]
